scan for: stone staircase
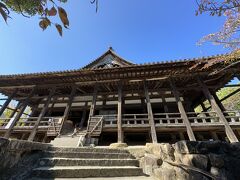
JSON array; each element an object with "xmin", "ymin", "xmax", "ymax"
[
  {"xmin": 29, "ymin": 147, "xmax": 147, "ymax": 179},
  {"xmin": 50, "ymin": 129, "xmax": 87, "ymax": 147}
]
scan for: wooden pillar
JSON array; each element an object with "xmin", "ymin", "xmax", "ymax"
[
  {"xmin": 21, "ymin": 133, "xmax": 28, "ymax": 140},
  {"xmin": 117, "ymin": 83, "xmax": 123, "ymax": 143},
  {"xmin": 47, "ymin": 96, "xmax": 57, "ymax": 116},
  {"xmin": 59, "ymin": 86, "xmax": 77, "ymax": 135},
  {"xmin": 88, "ymin": 85, "xmax": 98, "ymax": 120},
  {"xmin": 169, "ymin": 79, "xmax": 196, "ymax": 141},
  {"xmin": 211, "ymin": 131, "xmax": 218, "ymax": 140},
  {"xmin": 162, "ymin": 96, "xmax": 169, "ymax": 113},
  {"xmin": 144, "ymin": 81, "xmax": 158, "ymax": 143},
  {"xmin": 4, "ymin": 87, "xmax": 36, "ymax": 139},
  {"xmin": 179, "ymin": 132, "xmax": 185, "ymax": 140},
  {"xmin": 198, "ymin": 78, "xmax": 238, "ymax": 143},
  {"xmin": 42, "ymin": 133, "xmax": 48, "ymax": 143},
  {"xmin": 28, "ymin": 87, "xmax": 56, "ymax": 141},
  {"xmin": 0, "ymin": 89, "xmax": 18, "ymax": 117},
  {"xmin": 79, "ymin": 102, "xmax": 88, "ymax": 128}
]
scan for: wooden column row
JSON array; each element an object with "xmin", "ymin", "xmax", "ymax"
[
  {"xmin": 28, "ymin": 87, "xmax": 56, "ymax": 141},
  {"xmin": 4, "ymin": 87, "xmax": 37, "ymax": 138},
  {"xmin": 88, "ymin": 85, "xmax": 98, "ymax": 121},
  {"xmin": 59, "ymin": 86, "xmax": 77, "ymax": 135},
  {"xmin": 197, "ymin": 78, "xmax": 239, "ymax": 143},
  {"xmin": 144, "ymin": 81, "xmax": 158, "ymax": 143},
  {"xmin": 169, "ymin": 79, "xmax": 196, "ymax": 141}
]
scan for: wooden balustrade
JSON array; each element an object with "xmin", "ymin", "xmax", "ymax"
[
  {"xmin": 123, "ymin": 114, "xmax": 149, "ymax": 126},
  {"xmin": 186, "ymin": 112, "xmax": 220, "ymax": 124},
  {"xmin": 154, "ymin": 113, "xmax": 183, "ymax": 125},
  {"xmin": 0, "ymin": 117, "xmax": 62, "ymax": 134},
  {"xmin": 224, "ymin": 110, "xmax": 240, "ymax": 123},
  {"xmin": 1, "ymin": 111, "xmax": 240, "ymax": 134}
]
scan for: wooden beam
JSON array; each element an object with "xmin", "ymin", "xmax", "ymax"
[
  {"xmin": 9, "ymin": 101, "xmax": 21, "ymax": 118},
  {"xmin": 88, "ymin": 85, "xmax": 98, "ymax": 120},
  {"xmin": 59, "ymin": 86, "xmax": 77, "ymax": 135},
  {"xmin": 200, "ymin": 101, "xmax": 207, "ymax": 112},
  {"xmin": 237, "ymin": 75, "xmax": 240, "ymax": 81},
  {"xmin": 28, "ymin": 87, "xmax": 56, "ymax": 141},
  {"xmin": 144, "ymin": 81, "xmax": 158, "ymax": 143},
  {"xmin": 169, "ymin": 79, "xmax": 196, "ymax": 141},
  {"xmin": 224, "ymin": 84, "xmax": 240, "ymax": 88},
  {"xmin": 212, "ymin": 92, "xmax": 225, "ymax": 111},
  {"xmin": 4, "ymin": 87, "xmax": 36, "ymax": 139},
  {"xmin": 117, "ymin": 83, "xmax": 123, "ymax": 143},
  {"xmin": 0, "ymin": 89, "xmax": 18, "ymax": 117},
  {"xmin": 197, "ymin": 78, "xmax": 238, "ymax": 143},
  {"xmin": 220, "ymin": 88, "xmax": 240, "ymax": 102}
]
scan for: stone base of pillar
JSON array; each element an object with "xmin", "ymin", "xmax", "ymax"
[{"xmin": 109, "ymin": 143, "xmax": 128, "ymax": 149}]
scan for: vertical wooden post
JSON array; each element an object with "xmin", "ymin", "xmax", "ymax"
[
  {"xmin": 211, "ymin": 131, "xmax": 218, "ymax": 140},
  {"xmin": 79, "ymin": 102, "xmax": 88, "ymax": 128},
  {"xmin": 47, "ymin": 96, "xmax": 57, "ymax": 116},
  {"xmin": 179, "ymin": 132, "xmax": 185, "ymax": 140},
  {"xmin": 4, "ymin": 87, "xmax": 36, "ymax": 139},
  {"xmin": 28, "ymin": 87, "xmax": 56, "ymax": 141},
  {"xmin": 144, "ymin": 81, "xmax": 158, "ymax": 143},
  {"xmin": 198, "ymin": 78, "xmax": 238, "ymax": 143},
  {"xmin": 88, "ymin": 85, "xmax": 98, "ymax": 120},
  {"xmin": 0, "ymin": 89, "xmax": 18, "ymax": 117},
  {"xmin": 42, "ymin": 133, "xmax": 48, "ymax": 143},
  {"xmin": 169, "ymin": 79, "xmax": 196, "ymax": 141},
  {"xmin": 162, "ymin": 96, "xmax": 169, "ymax": 113},
  {"xmin": 117, "ymin": 83, "xmax": 123, "ymax": 143},
  {"xmin": 59, "ymin": 86, "xmax": 77, "ymax": 135}
]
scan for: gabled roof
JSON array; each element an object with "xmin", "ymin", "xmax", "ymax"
[{"xmin": 82, "ymin": 47, "xmax": 135, "ymax": 69}]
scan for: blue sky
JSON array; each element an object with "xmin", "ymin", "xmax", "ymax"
[{"xmin": 0, "ymin": 0, "xmax": 229, "ymax": 75}]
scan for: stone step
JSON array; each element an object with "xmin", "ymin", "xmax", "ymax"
[
  {"xmin": 43, "ymin": 151, "xmax": 134, "ymax": 159},
  {"xmin": 47, "ymin": 147, "xmax": 129, "ymax": 154},
  {"xmin": 50, "ymin": 137, "xmax": 80, "ymax": 147},
  {"xmin": 31, "ymin": 166, "xmax": 145, "ymax": 178},
  {"xmin": 39, "ymin": 158, "xmax": 139, "ymax": 167},
  {"xmin": 30, "ymin": 176, "xmax": 153, "ymax": 180}
]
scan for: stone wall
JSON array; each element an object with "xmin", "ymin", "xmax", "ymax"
[
  {"xmin": 0, "ymin": 137, "xmax": 51, "ymax": 179},
  {"xmin": 140, "ymin": 141, "xmax": 240, "ymax": 180}
]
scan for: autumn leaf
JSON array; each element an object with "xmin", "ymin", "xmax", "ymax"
[
  {"xmin": 48, "ymin": 6, "xmax": 57, "ymax": 16},
  {"xmin": 55, "ymin": 24, "xmax": 63, "ymax": 36},
  {"xmin": 39, "ymin": 18, "xmax": 51, "ymax": 31},
  {"xmin": 58, "ymin": 7, "xmax": 69, "ymax": 28}
]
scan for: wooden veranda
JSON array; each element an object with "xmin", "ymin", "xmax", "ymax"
[{"xmin": 0, "ymin": 48, "xmax": 240, "ymax": 145}]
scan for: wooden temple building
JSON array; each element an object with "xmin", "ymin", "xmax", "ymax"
[{"xmin": 0, "ymin": 48, "xmax": 240, "ymax": 145}]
